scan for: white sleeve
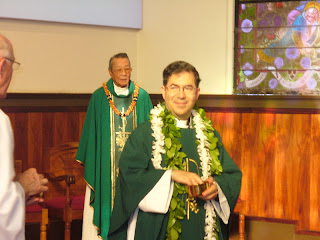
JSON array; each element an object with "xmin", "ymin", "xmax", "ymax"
[
  {"xmin": 127, "ymin": 170, "xmax": 174, "ymax": 240},
  {"xmin": 210, "ymin": 183, "xmax": 230, "ymax": 224},
  {"xmin": 138, "ymin": 170, "xmax": 174, "ymax": 213},
  {"xmin": 0, "ymin": 110, "xmax": 26, "ymax": 240}
]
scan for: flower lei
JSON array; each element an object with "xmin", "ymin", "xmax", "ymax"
[
  {"xmin": 150, "ymin": 103, "xmax": 223, "ymax": 240},
  {"xmin": 103, "ymin": 81, "xmax": 139, "ymax": 117}
]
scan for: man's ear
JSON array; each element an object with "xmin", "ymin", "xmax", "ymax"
[
  {"xmin": 0, "ymin": 58, "xmax": 5, "ymax": 70},
  {"xmin": 108, "ymin": 68, "xmax": 113, "ymax": 77},
  {"xmin": 196, "ymin": 87, "xmax": 200, "ymax": 100},
  {"xmin": 161, "ymin": 85, "xmax": 166, "ymax": 100},
  {"xmin": 0, "ymin": 58, "xmax": 6, "ymax": 78}
]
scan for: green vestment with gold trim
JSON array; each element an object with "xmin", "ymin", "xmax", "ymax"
[{"xmin": 76, "ymin": 79, "xmax": 153, "ymax": 239}]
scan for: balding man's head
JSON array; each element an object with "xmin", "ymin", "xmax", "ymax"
[
  {"xmin": 0, "ymin": 34, "xmax": 15, "ymax": 99},
  {"xmin": 0, "ymin": 34, "xmax": 13, "ymax": 59}
]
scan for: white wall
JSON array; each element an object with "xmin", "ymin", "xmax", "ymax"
[
  {"xmin": 1, "ymin": 0, "xmax": 234, "ymax": 94},
  {"xmin": 1, "ymin": 20, "xmax": 138, "ymax": 93},
  {"xmin": 137, "ymin": 0, "xmax": 235, "ymax": 94}
]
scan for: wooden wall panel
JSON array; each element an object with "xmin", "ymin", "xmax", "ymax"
[
  {"xmin": 207, "ymin": 110, "xmax": 319, "ymax": 234},
  {"xmin": 209, "ymin": 112, "xmax": 242, "ymax": 167},
  {"xmin": 28, "ymin": 113, "xmax": 43, "ymax": 170},
  {"xmin": 8, "ymin": 112, "xmax": 86, "ymax": 173},
  {"xmin": 42, "ymin": 112, "xmax": 55, "ymax": 163},
  {"xmin": 275, "ymin": 114, "xmax": 311, "ymax": 223},
  {"xmin": 241, "ymin": 113, "xmax": 277, "ymax": 218},
  {"xmin": 79, "ymin": 112, "xmax": 87, "ymax": 139},
  {"xmin": 53, "ymin": 112, "xmax": 73, "ymax": 145},
  {"xmin": 310, "ymin": 115, "xmax": 320, "ymax": 232},
  {"xmin": 10, "ymin": 113, "xmax": 29, "ymax": 170}
]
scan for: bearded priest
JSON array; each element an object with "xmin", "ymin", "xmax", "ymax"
[{"xmin": 108, "ymin": 61, "xmax": 242, "ymax": 240}]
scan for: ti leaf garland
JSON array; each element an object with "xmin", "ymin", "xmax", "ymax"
[{"xmin": 149, "ymin": 103, "xmax": 223, "ymax": 240}]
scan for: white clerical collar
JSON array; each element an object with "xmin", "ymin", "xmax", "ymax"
[
  {"xmin": 113, "ymin": 82, "xmax": 129, "ymax": 96},
  {"xmin": 175, "ymin": 118, "xmax": 191, "ymax": 129}
]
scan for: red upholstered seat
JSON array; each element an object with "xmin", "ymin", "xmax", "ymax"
[
  {"xmin": 26, "ymin": 204, "xmax": 43, "ymax": 213},
  {"xmin": 45, "ymin": 195, "xmax": 84, "ymax": 210}
]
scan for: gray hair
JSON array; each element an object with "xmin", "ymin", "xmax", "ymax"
[{"xmin": 108, "ymin": 53, "xmax": 130, "ymax": 70}]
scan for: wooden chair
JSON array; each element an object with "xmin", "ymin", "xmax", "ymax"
[
  {"xmin": 233, "ymin": 199, "xmax": 246, "ymax": 240},
  {"xmin": 43, "ymin": 142, "xmax": 85, "ymax": 240},
  {"xmin": 15, "ymin": 160, "xmax": 48, "ymax": 240}
]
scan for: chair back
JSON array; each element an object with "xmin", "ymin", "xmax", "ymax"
[{"xmin": 44, "ymin": 142, "xmax": 85, "ymax": 200}]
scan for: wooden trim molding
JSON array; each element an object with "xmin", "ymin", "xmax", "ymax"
[
  {"xmin": 150, "ymin": 94, "xmax": 320, "ymax": 113},
  {"xmin": 1, "ymin": 93, "xmax": 91, "ymax": 112},
  {"xmin": 2, "ymin": 93, "xmax": 320, "ymax": 113}
]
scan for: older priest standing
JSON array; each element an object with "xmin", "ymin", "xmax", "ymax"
[
  {"xmin": 76, "ymin": 53, "xmax": 153, "ymax": 240},
  {"xmin": 109, "ymin": 61, "xmax": 242, "ymax": 240}
]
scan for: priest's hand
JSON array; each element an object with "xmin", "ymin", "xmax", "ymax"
[
  {"xmin": 15, "ymin": 168, "xmax": 48, "ymax": 204},
  {"xmin": 198, "ymin": 176, "xmax": 218, "ymax": 201},
  {"xmin": 171, "ymin": 170, "xmax": 204, "ymax": 186}
]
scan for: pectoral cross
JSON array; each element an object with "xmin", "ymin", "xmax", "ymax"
[
  {"xmin": 185, "ymin": 158, "xmax": 210, "ymax": 219},
  {"xmin": 116, "ymin": 107, "xmax": 131, "ymax": 152},
  {"xmin": 185, "ymin": 158, "xmax": 199, "ymax": 220}
]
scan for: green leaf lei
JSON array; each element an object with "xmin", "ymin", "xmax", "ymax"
[{"xmin": 150, "ymin": 104, "xmax": 223, "ymax": 240}]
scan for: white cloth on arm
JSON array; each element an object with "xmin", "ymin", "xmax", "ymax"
[
  {"xmin": 127, "ymin": 170, "xmax": 174, "ymax": 240},
  {"xmin": 210, "ymin": 184, "xmax": 230, "ymax": 224},
  {"xmin": 0, "ymin": 109, "xmax": 26, "ymax": 240},
  {"xmin": 138, "ymin": 170, "xmax": 174, "ymax": 213},
  {"xmin": 82, "ymin": 185, "xmax": 100, "ymax": 240}
]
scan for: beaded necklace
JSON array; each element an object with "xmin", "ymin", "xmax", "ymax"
[{"xmin": 103, "ymin": 81, "xmax": 139, "ymax": 117}]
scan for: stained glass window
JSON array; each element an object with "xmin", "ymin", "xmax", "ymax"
[{"xmin": 234, "ymin": 0, "xmax": 320, "ymax": 95}]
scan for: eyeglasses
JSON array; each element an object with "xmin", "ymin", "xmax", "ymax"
[
  {"xmin": 5, "ymin": 58, "xmax": 21, "ymax": 70},
  {"xmin": 166, "ymin": 84, "xmax": 196, "ymax": 94},
  {"xmin": 112, "ymin": 67, "xmax": 132, "ymax": 75}
]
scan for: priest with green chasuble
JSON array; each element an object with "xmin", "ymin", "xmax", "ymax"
[
  {"xmin": 76, "ymin": 53, "xmax": 153, "ymax": 240},
  {"xmin": 108, "ymin": 61, "xmax": 242, "ymax": 240}
]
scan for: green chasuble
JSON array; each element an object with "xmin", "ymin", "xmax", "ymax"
[
  {"xmin": 108, "ymin": 120, "xmax": 242, "ymax": 240},
  {"xmin": 76, "ymin": 79, "xmax": 153, "ymax": 240}
]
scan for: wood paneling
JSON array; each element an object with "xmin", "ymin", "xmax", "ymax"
[
  {"xmin": 241, "ymin": 113, "xmax": 276, "ymax": 218},
  {"xmin": 8, "ymin": 112, "xmax": 86, "ymax": 173},
  {"xmin": 2, "ymin": 94, "xmax": 320, "ymax": 236},
  {"xmin": 310, "ymin": 115, "xmax": 320, "ymax": 232},
  {"xmin": 205, "ymin": 112, "xmax": 319, "ymax": 235}
]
